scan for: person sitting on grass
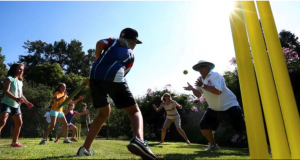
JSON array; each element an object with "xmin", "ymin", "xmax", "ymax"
[{"xmin": 55, "ymin": 103, "xmax": 89, "ymax": 143}]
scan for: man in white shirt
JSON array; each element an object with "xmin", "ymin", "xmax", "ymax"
[{"xmin": 183, "ymin": 60, "xmax": 246, "ymax": 151}]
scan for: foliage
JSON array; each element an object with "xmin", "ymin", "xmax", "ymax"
[
  {"xmin": 25, "ymin": 62, "xmax": 64, "ymax": 88},
  {"xmin": 19, "ymin": 39, "xmax": 95, "ymax": 77},
  {"xmin": 0, "ymin": 47, "xmax": 8, "ymax": 97},
  {"xmin": 22, "ymin": 81, "xmax": 53, "ymax": 109},
  {"xmin": 279, "ymin": 29, "xmax": 300, "ymax": 54}
]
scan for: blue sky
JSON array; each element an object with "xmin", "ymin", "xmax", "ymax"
[{"xmin": 1, "ymin": 1, "xmax": 300, "ymax": 97}]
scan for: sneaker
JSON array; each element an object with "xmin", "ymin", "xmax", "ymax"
[
  {"xmin": 71, "ymin": 137, "xmax": 78, "ymax": 142},
  {"xmin": 39, "ymin": 139, "xmax": 46, "ymax": 145},
  {"xmin": 63, "ymin": 139, "xmax": 72, "ymax": 143},
  {"xmin": 77, "ymin": 146, "xmax": 95, "ymax": 156},
  {"xmin": 54, "ymin": 139, "xmax": 59, "ymax": 143},
  {"xmin": 127, "ymin": 137, "xmax": 157, "ymax": 160},
  {"xmin": 205, "ymin": 143, "xmax": 220, "ymax": 151},
  {"xmin": 11, "ymin": 142, "xmax": 27, "ymax": 147}
]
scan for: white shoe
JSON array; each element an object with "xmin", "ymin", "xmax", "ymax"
[
  {"xmin": 63, "ymin": 139, "xmax": 72, "ymax": 143},
  {"xmin": 205, "ymin": 143, "xmax": 220, "ymax": 151},
  {"xmin": 77, "ymin": 146, "xmax": 95, "ymax": 156}
]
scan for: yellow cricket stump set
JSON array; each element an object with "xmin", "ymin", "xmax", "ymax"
[
  {"xmin": 230, "ymin": 1, "xmax": 300, "ymax": 159},
  {"xmin": 75, "ymin": 123, "xmax": 81, "ymax": 140}
]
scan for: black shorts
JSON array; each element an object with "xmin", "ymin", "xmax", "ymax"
[
  {"xmin": 89, "ymin": 79, "xmax": 136, "ymax": 109},
  {"xmin": 199, "ymin": 106, "xmax": 246, "ymax": 133}
]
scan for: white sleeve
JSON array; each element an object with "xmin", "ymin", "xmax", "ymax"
[{"xmin": 210, "ymin": 73, "xmax": 225, "ymax": 91}]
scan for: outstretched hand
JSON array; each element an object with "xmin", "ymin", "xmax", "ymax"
[
  {"xmin": 152, "ymin": 104, "xmax": 157, "ymax": 109},
  {"xmin": 195, "ymin": 78, "xmax": 203, "ymax": 87},
  {"xmin": 26, "ymin": 102, "xmax": 34, "ymax": 108},
  {"xmin": 183, "ymin": 82, "xmax": 194, "ymax": 91},
  {"xmin": 79, "ymin": 96, "xmax": 85, "ymax": 100}
]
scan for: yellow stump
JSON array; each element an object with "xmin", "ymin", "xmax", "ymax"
[
  {"xmin": 257, "ymin": 1, "xmax": 300, "ymax": 159},
  {"xmin": 241, "ymin": 1, "xmax": 290, "ymax": 159},
  {"xmin": 229, "ymin": 1, "xmax": 269, "ymax": 159},
  {"xmin": 75, "ymin": 123, "xmax": 81, "ymax": 140}
]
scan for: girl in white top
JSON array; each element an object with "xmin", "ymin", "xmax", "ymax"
[{"xmin": 153, "ymin": 93, "xmax": 190, "ymax": 144}]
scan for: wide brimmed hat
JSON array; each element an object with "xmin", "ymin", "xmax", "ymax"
[{"xmin": 192, "ymin": 60, "xmax": 215, "ymax": 71}]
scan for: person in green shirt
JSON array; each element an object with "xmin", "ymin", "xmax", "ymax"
[{"xmin": 78, "ymin": 103, "xmax": 90, "ymax": 136}]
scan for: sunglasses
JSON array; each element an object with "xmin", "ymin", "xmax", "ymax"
[{"xmin": 198, "ymin": 65, "xmax": 208, "ymax": 69}]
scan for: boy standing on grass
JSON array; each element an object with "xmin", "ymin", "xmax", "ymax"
[{"xmin": 76, "ymin": 28, "xmax": 156, "ymax": 160}]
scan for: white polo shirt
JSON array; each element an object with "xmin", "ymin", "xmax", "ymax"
[{"xmin": 195, "ymin": 71, "xmax": 239, "ymax": 111}]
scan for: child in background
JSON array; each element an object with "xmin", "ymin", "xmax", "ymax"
[
  {"xmin": 0, "ymin": 63, "xmax": 33, "ymax": 147},
  {"xmin": 44, "ymin": 105, "xmax": 54, "ymax": 141},
  {"xmin": 39, "ymin": 83, "xmax": 84, "ymax": 145},
  {"xmin": 55, "ymin": 103, "xmax": 89, "ymax": 143}
]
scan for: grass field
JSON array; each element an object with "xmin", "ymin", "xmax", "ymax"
[{"xmin": 0, "ymin": 138, "xmax": 251, "ymax": 159}]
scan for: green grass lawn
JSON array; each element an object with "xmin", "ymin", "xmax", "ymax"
[{"xmin": 0, "ymin": 138, "xmax": 250, "ymax": 159}]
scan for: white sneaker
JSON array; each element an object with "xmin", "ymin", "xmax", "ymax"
[
  {"xmin": 205, "ymin": 143, "xmax": 220, "ymax": 151},
  {"xmin": 63, "ymin": 139, "xmax": 72, "ymax": 143},
  {"xmin": 77, "ymin": 146, "xmax": 95, "ymax": 156}
]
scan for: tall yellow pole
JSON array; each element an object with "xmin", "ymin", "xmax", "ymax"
[
  {"xmin": 229, "ymin": 1, "xmax": 269, "ymax": 159},
  {"xmin": 257, "ymin": 2, "xmax": 300, "ymax": 159},
  {"xmin": 241, "ymin": 1, "xmax": 291, "ymax": 159}
]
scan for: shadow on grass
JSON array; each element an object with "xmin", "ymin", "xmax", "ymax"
[
  {"xmin": 159, "ymin": 150, "xmax": 249, "ymax": 160},
  {"xmin": 40, "ymin": 155, "xmax": 77, "ymax": 159},
  {"xmin": 149, "ymin": 143, "xmax": 172, "ymax": 147}
]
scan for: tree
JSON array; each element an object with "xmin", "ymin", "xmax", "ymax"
[
  {"xmin": 279, "ymin": 30, "xmax": 300, "ymax": 54},
  {"xmin": 20, "ymin": 39, "xmax": 95, "ymax": 77},
  {"xmin": 0, "ymin": 47, "xmax": 8, "ymax": 97},
  {"xmin": 25, "ymin": 62, "xmax": 64, "ymax": 88}
]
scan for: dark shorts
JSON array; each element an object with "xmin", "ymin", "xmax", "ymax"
[
  {"xmin": 89, "ymin": 79, "xmax": 136, "ymax": 109},
  {"xmin": 199, "ymin": 106, "xmax": 246, "ymax": 133},
  {"xmin": 0, "ymin": 103, "xmax": 21, "ymax": 115}
]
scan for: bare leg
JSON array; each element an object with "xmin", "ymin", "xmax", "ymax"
[
  {"xmin": 201, "ymin": 129, "xmax": 216, "ymax": 145},
  {"xmin": 83, "ymin": 106, "xmax": 111, "ymax": 150},
  {"xmin": 43, "ymin": 116, "xmax": 57, "ymax": 139},
  {"xmin": 123, "ymin": 104, "xmax": 143, "ymax": 140},
  {"xmin": 69, "ymin": 125, "xmax": 77, "ymax": 138},
  {"xmin": 161, "ymin": 128, "xmax": 167, "ymax": 143},
  {"xmin": 11, "ymin": 114, "xmax": 23, "ymax": 143},
  {"xmin": 0, "ymin": 113, "xmax": 9, "ymax": 132},
  {"xmin": 176, "ymin": 128, "xmax": 189, "ymax": 142},
  {"xmin": 56, "ymin": 127, "xmax": 64, "ymax": 140},
  {"xmin": 58, "ymin": 117, "xmax": 69, "ymax": 139}
]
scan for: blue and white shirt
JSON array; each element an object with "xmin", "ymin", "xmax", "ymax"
[{"xmin": 90, "ymin": 38, "xmax": 135, "ymax": 82}]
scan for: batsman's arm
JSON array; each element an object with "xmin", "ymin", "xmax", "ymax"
[{"xmin": 95, "ymin": 40, "xmax": 105, "ymax": 60}]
